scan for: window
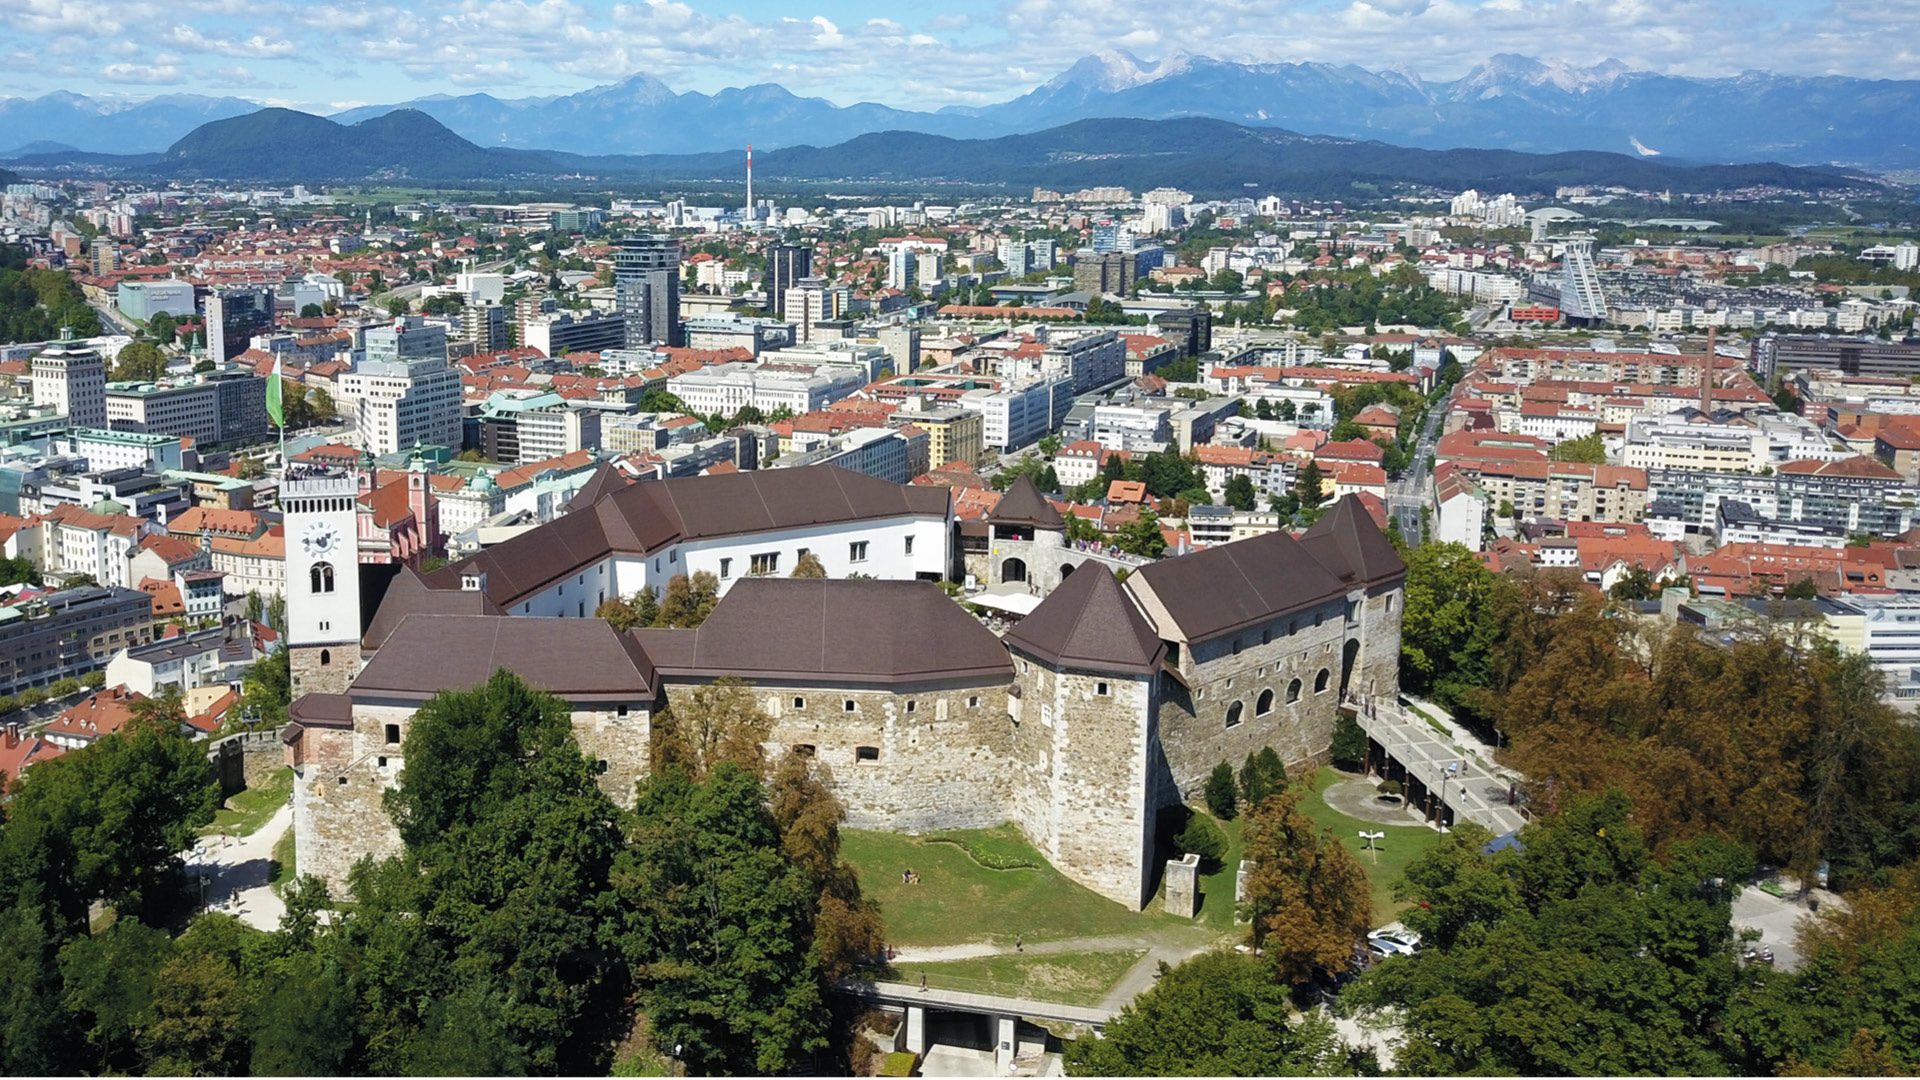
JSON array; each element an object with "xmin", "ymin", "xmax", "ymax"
[
  {"xmin": 794, "ymin": 743, "xmax": 816, "ymax": 757},
  {"xmin": 968, "ymin": 695, "xmax": 980, "ymax": 708},
  {"xmin": 1095, "ymin": 681, "xmax": 1110, "ymax": 696},
  {"xmin": 377, "ymin": 756, "xmax": 388, "ymax": 769},
  {"xmin": 719, "ymin": 557, "xmax": 732, "ymax": 579},
  {"xmin": 843, "ymin": 699, "xmax": 857, "ymax": 713},
  {"xmin": 1287, "ymin": 678, "xmax": 1302, "ymax": 704},
  {"xmin": 751, "ymin": 551, "xmax": 780, "ymax": 576},
  {"xmin": 905, "ymin": 535, "xmax": 915, "ymax": 555},
  {"xmin": 1262, "ymin": 629, "xmax": 1271, "ymax": 645},
  {"xmin": 1314, "ymin": 611, "xmax": 1323, "ymax": 627},
  {"xmin": 905, "ymin": 700, "xmax": 916, "ymax": 713},
  {"xmin": 855, "ymin": 745, "xmax": 880, "ymax": 763},
  {"xmin": 1225, "ymin": 701, "xmax": 1244, "ymax": 728},
  {"xmin": 596, "ymin": 759, "xmax": 610, "ymax": 774},
  {"xmin": 849, "ymin": 540, "xmax": 869, "ymax": 563},
  {"xmin": 616, "ymin": 705, "xmax": 629, "ymax": 718},
  {"xmin": 1315, "ymin": 668, "xmax": 1331, "ymax": 693},
  {"xmin": 319, "ymin": 648, "xmax": 331, "ymax": 666},
  {"xmin": 670, "ymin": 550, "xmax": 677, "ymax": 563},
  {"xmin": 793, "ymin": 696, "xmax": 806, "ymax": 710},
  {"xmin": 384, "ymin": 723, "xmax": 400, "ymax": 745},
  {"xmin": 310, "ymin": 561, "xmax": 335, "ymax": 593},
  {"xmin": 1257, "ymin": 688, "xmax": 1275, "ymax": 715}
]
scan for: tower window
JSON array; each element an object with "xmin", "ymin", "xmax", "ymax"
[
  {"xmin": 1095, "ymin": 681, "xmax": 1110, "ymax": 696},
  {"xmin": 384, "ymin": 723, "xmax": 400, "ymax": 745},
  {"xmin": 1257, "ymin": 689, "xmax": 1275, "ymax": 715},
  {"xmin": 1225, "ymin": 701, "xmax": 1244, "ymax": 728},
  {"xmin": 319, "ymin": 648, "xmax": 331, "ymax": 666},
  {"xmin": 310, "ymin": 561, "xmax": 335, "ymax": 594},
  {"xmin": 855, "ymin": 745, "xmax": 880, "ymax": 763},
  {"xmin": 1315, "ymin": 668, "xmax": 1332, "ymax": 693},
  {"xmin": 792, "ymin": 696, "xmax": 806, "ymax": 709}
]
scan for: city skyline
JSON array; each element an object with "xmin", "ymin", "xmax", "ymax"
[{"xmin": 0, "ymin": 0, "xmax": 1907, "ymax": 114}]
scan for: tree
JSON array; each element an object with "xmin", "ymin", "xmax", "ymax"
[
  {"xmin": 1223, "ymin": 474, "xmax": 1257, "ymax": 511},
  {"xmin": 1399, "ymin": 542, "xmax": 1503, "ymax": 716},
  {"xmin": 240, "ymin": 649, "xmax": 291, "ymax": 727},
  {"xmin": 595, "ymin": 585, "xmax": 660, "ymax": 631},
  {"xmin": 1114, "ymin": 507, "xmax": 1167, "ymax": 558},
  {"xmin": 1331, "ymin": 711, "xmax": 1367, "ymax": 770},
  {"xmin": 652, "ymin": 677, "xmax": 772, "ymax": 779},
  {"xmin": 1173, "ymin": 813, "xmax": 1227, "ymax": 869},
  {"xmin": 1240, "ymin": 786, "xmax": 1371, "ymax": 985},
  {"xmin": 615, "ymin": 764, "xmax": 829, "ymax": 1074},
  {"xmin": 112, "ymin": 340, "xmax": 169, "ymax": 382},
  {"xmin": 147, "ymin": 312, "xmax": 177, "ymax": 344},
  {"xmin": 299, "ymin": 303, "xmax": 324, "ymax": 318},
  {"xmin": 1238, "ymin": 747, "xmax": 1287, "ymax": 811},
  {"xmin": 656, "ymin": 571, "xmax": 720, "ymax": 628},
  {"xmin": 790, "ymin": 552, "xmax": 828, "ymax": 579},
  {"xmin": 767, "ymin": 751, "xmax": 883, "ymax": 983},
  {"xmin": 1064, "ymin": 951, "xmax": 1343, "ymax": 1076},
  {"xmin": 1550, "ymin": 432, "xmax": 1607, "ymax": 464},
  {"xmin": 1294, "ymin": 459, "xmax": 1325, "ymax": 510},
  {"xmin": 141, "ymin": 915, "xmax": 252, "ymax": 1075},
  {"xmin": 1784, "ymin": 577, "xmax": 1820, "ymax": 599},
  {"xmin": 384, "ymin": 297, "xmax": 408, "ymax": 317},
  {"xmin": 1204, "ymin": 762, "xmax": 1239, "ymax": 820}
]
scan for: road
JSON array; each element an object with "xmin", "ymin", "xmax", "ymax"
[{"xmin": 1387, "ymin": 385, "xmax": 1450, "ymax": 545}]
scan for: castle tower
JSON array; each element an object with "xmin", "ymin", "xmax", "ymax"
[
  {"xmin": 405, "ymin": 449, "xmax": 441, "ymax": 561},
  {"xmin": 1003, "ymin": 563, "xmax": 1170, "ymax": 908},
  {"xmin": 987, "ymin": 474, "xmax": 1067, "ymax": 589},
  {"xmin": 283, "ymin": 466, "xmax": 364, "ymax": 697}
]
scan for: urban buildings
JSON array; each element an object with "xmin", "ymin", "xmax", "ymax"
[
  {"xmin": 522, "ymin": 309, "xmax": 627, "ymax": 357},
  {"xmin": 341, "ymin": 319, "xmax": 462, "ymax": 455},
  {"xmin": 761, "ymin": 245, "xmax": 813, "ymax": 317},
  {"xmin": 30, "ymin": 330, "xmax": 107, "ymax": 429},
  {"xmin": 204, "ymin": 286, "xmax": 275, "ymax": 366},
  {"xmin": 0, "ymin": 585, "xmax": 155, "ymax": 695},
  {"xmin": 613, "ymin": 234, "xmax": 681, "ymax": 347}
]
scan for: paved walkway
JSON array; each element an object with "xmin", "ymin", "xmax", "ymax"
[
  {"xmin": 1732, "ymin": 881, "xmax": 1845, "ymax": 973},
  {"xmin": 183, "ymin": 804, "xmax": 291, "ymax": 932},
  {"xmin": 1353, "ymin": 694, "xmax": 1528, "ymax": 835},
  {"xmin": 886, "ymin": 924, "xmax": 1221, "ymax": 1016},
  {"xmin": 1321, "ymin": 777, "xmax": 1429, "ymax": 826}
]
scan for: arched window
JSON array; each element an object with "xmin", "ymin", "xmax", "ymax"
[
  {"xmin": 310, "ymin": 561, "xmax": 335, "ymax": 594},
  {"xmin": 1315, "ymin": 668, "xmax": 1331, "ymax": 693},
  {"xmin": 1225, "ymin": 700, "xmax": 1244, "ymax": 728},
  {"xmin": 1256, "ymin": 688, "xmax": 1275, "ymax": 715},
  {"xmin": 1287, "ymin": 678, "xmax": 1302, "ymax": 704},
  {"xmin": 319, "ymin": 648, "xmax": 331, "ymax": 666}
]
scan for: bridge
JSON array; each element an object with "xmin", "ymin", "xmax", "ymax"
[
  {"xmin": 838, "ymin": 978, "xmax": 1112, "ymax": 1072},
  {"xmin": 1348, "ymin": 692, "xmax": 1529, "ymax": 836}
]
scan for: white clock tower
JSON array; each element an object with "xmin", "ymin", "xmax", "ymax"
[{"xmin": 283, "ymin": 467, "xmax": 364, "ymax": 697}]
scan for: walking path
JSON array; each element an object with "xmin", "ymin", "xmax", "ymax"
[
  {"xmin": 886, "ymin": 925, "xmax": 1222, "ymax": 1014},
  {"xmin": 182, "ymin": 804, "xmax": 291, "ymax": 932}
]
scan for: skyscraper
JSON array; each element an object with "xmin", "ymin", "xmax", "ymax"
[
  {"xmin": 614, "ymin": 234, "xmax": 681, "ymax": 347},
  {"xmin": 204, "ymin": 286, "xmax": 274, "ymax": 365},
  {"xmin": 763, "ymin": 244, "xmax": 813, "ymax": 318}
]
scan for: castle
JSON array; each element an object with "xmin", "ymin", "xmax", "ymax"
[{"xmin": 282, "ymin": 464, "xmax": 1404, "ymax": 908}]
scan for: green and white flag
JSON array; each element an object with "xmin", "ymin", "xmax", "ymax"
[{"xmin": 265, "ymin": 353, "xmax": 284, "ymax": 427}]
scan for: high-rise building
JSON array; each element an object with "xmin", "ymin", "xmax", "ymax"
[
  {"xmin": 88, "ymin": 237, "xmax": 118, "ymax": 275},
  {"xmin": 456, "ymin": 302, "xmax": 509, "ymax": 352},
  {"xmin": 1073, "ymin": 251, "xmax": 1130, "ymax": 296},
  {"xmin": 785, "ymin": 276, "xmax": 851, "ymax": 343},
  {"xmin": 342, "ymin": 317, "xmax": 462, "ymax": 454},
  {"xmin": 204, "ymin": 286, "xmax": 274, "ymax": 366},
  {"xmin": 886, "ymin": 247, "xmax": 918, "ymax": 291},
  {"xmin": 1559, "ymin": 237, "xmax": 1609, "ymax": 324},
  {"xmin": 614, "ymin": 234, "xmax": 681, "ymax": 347},
  {"xmin": 31, "ymin": 329, "xmax": 108, "ymax": 428},
  {"xmin": 763, "ymin": 244, "xmax": 813, "ymax": 317}
]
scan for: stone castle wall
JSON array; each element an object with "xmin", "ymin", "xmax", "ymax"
[
  {"xmin": 290, "ymin": 642, "xmax": 361, "ymax": 699},
  {"xmin": 754, "ymin": 682, "xmax": 1014, "ymax": 834},
  {"xmin": 1157, "ymin": 596, "xmax": 1351, "ymax": 794}
]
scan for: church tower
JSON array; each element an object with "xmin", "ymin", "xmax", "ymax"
[{"xmin": 283, "ymin": 466, "xmax": 364, "ymax": 697}]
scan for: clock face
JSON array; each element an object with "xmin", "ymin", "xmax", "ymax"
[{"xmin": 301, "ymin": 521, "xmax": 339, "ymax": 558}]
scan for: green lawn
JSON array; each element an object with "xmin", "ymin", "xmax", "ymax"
[
  {"xmin": 886, "ymin": 949, "xmax": 1147, "ymax": 1007},
  {"xmin": 844, "ymin": 824, "xmax": 1205, "ymax": 947},
  {"xmin": 204, "ymin": 767, "xmax": 292, "ymax": 838},
  {"xmin": 269, "ymin": 828, "xmax": 296, "ymax": 891},
  {"xmin": 1297, "ymin": 767, "xmax": 1443, "ymax": 924}
]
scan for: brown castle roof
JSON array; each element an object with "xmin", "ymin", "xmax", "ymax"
[{"xmin": 1004, "ymin": 563, "xmax": 1164, "ymax": 677}]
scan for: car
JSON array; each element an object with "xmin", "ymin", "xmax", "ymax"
[{"xmin": 1367, "ymin": 928, "xmax": 1422, "ymax": 956}]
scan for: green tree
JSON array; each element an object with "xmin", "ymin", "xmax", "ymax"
[
  {"xmin": 615, "ymin": 764, "xmax": 829, "ymax": 1074},
  {"xmin": 652, "ymin": 677, "xmax": 772, "ymax": 779},
  {"xmin": 790, "ymin": 552, "xmax": 828, "ymax": 579},
  {"xmin": 112, "ymin": 340, "xmax": 169, "ymax": 382},
  {"xmin": 656, "ymin": 571, "xmax": 720, "ymax": 628},
  {"xmin": 1064, "ymin": 950, "xmax": 1342, "ymax": 1076},
  {"xmin": 1173, "ymin": 813, "xmax": 1227, "ymax": 869},
  {"xmin": 1331, "ymin": 711, "xmax": 1367, "ymax": 770},
  {"xmin": 1204, "ymin": 762, "xmax": 1239, "ymax": 820},
  {"xmin": 239, "ymin": 649, "xmax": 291, "ymax": 727},
  {"xmin": 1238, "ymin": 747, "xmax": 1287, "ymax": 810},
  {"xmin": 1549, "ymin": 432, "xmax": 1607, "ymax": 464},
  {"xmin": 1114, "ymin": 507, "xmax": 1167, "ymax": 558},
  {"xmin": 147, "ymin": 311, "xmax": 177, "ymax": 344},
  {"xmin": 1398, "ymin": 542, "xmax": 1503, "ymax": 715},
  {"xmin": 1223, "ymin": 474, "xmax": 1257, "ymax": 511},
  {"xmin": 299, "ymin": 303, "xmax": 324, "ymax": 318},
  {"xmin": 1294, "ymin": 459, "xmax": 1325, "ymax": 510},
  {"xmin": 1784, "ymin": 577, "xmax": 1820, "ymax": 599}
]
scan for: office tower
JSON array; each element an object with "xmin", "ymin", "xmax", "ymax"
[
  {"xmin": 343, "ymin": 317, "xmax": 461, "ymax": 454},
  {"xmin": 614, "ymin": 234, "xmax": 681, "ymax": 347},
  {"xmin": 887, "ymin": 248, "xmax": 918, "ymax": 291},
  {"xmin": 785, "ymin": 276, "xmax": 850, "ymax": 343},
  {"xmin": 31, "ymin": 328, "xmax": 107, "ymax": 428},
  {"xmin": 204, "ymin": 286, "xmax": 274, "ymax": 366},
  {"xmin": 763, "ymin": 244, "xmax": 813, "ymax": 317},
  {"xmin": 1559, "ymin": 237, "xmax": 1609, "ymax": 323}
]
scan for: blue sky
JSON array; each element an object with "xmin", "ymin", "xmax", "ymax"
[{"xmin": 0, "ymin": 0, "xmax": 1907, "ymax": 111}]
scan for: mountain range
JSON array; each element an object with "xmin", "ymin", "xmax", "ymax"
[
  {"xmin": 20, "ymin": 108, "xmax": 1863, "ymax": 197},
  {"xmin": 2, "ymin": 53, "xmax": 1917, "ymax": 169}
]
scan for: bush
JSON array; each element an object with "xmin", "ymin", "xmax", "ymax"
[
  {"xmin": 81, "ymin": 670, "xmax": 106, "ymax": 688},
  {"xmin": 47, "ymin": 676, "xmax": 81, "ymax": 698},
  {"xmin": 1377, "ymin": 780, "xmax": 1404, "ymax": 800},
  {"xmin": 1331, "ymin": 711, "xmax": 1367, "ymax": 770},
  {"xmin": 1205, "ymin": 762, "xmax": 1239, "ymax": 820},
  {"xmin": 1174, "ymin": 814, "xmax": 1228, "ymax": 869},
  {"xmin": 1239, "ymin": 747, "xmax": 1288, "ymax": 810},
  {"xmin": 925, "ymin": 829, "xmax": 1041, "ymax": 871},
  {"xmin": 16, "ymin": 687, "xmax": 47, "ymax": 708}
]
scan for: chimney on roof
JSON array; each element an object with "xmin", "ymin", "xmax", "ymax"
[{"xmin": 4, "ymin": 723, "xmax": 17, "ymax": 750}]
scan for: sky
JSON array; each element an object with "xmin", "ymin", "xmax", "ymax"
[{"xmin": 1, "ymin": 0, "xmax": 1912, "ymax": 112}]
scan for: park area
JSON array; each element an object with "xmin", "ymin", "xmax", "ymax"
[{"xmin": 839, "ymin": 767, "xmax": 1443, "ymax": 1005}]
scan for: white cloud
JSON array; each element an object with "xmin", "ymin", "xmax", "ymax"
[{"xmin": 100, "ymin": 62, "xmax": 184, "ymax": 85}]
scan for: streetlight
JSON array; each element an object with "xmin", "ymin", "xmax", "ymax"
[{"xmin": 1358, "ymin": 830, "xmax": 1385, "ymax": 865}]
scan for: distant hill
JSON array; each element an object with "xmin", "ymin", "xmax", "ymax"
[
  {"xmin": 9, "ymin": 110, "xmax": 1871, "ymax": 197},
  {"xmin": 159, "ymin": 108, "xmax": 558, "ymax": 180},
  {"xmin": 7, "ymin": 54, "xmax": 1919, "ymax": 167},
  {"xmin": 0, "ymin": 140, "xmax": 78, "ymax": 159}
]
